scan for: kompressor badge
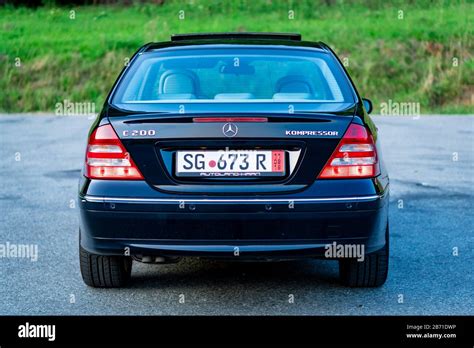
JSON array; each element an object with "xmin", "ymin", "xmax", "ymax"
[{"xmin": 285, "ymin": 130, "xmax": 339, "ymax": 136}]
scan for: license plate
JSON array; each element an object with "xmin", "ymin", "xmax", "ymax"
[{"xmin": 175, "ymin": 150, "xmax": 285, "ymax": 177}]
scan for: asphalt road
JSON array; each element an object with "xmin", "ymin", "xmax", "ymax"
[{"xmin": 0, "ymin": 115, "xmax": 473, "ymax": 315}]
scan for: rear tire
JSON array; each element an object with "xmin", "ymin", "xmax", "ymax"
[
  {"xmin": 80, "ymin": 245, "xmax": 132, "ymax": 288},
  {"xmin": 338, "ymin": 225, "xmax": 389, "ymax": 287}
]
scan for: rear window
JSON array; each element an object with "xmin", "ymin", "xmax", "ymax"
[{"xmin": 112, "ymin": 47, "xmax": 353, "ymax": 104}]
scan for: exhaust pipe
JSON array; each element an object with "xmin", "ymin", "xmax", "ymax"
[{"xmin": 133, "ymin": 255, "xmax": 181, "ymax": 264}]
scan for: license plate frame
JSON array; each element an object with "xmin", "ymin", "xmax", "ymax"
[{"xmin": 175, "ymin": 149, "xmax": 286, "ymax": 178}]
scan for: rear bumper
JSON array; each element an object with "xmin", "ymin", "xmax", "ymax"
[{"xmin": 79, "ymin": 179, "xmax": 389, "ymax": 259}]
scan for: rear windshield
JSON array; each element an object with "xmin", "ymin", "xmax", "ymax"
[{"xmin": 112, "ymin": 47, "xmax": 354, "ymax": 104}]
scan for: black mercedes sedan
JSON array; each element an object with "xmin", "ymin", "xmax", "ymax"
[{"xmin": 79, "ymin": 32, "xmax": 389, "ymax": 288}]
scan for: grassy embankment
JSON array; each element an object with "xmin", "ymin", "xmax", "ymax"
[{"xmin": 0, "ymin": 0, "xmax": 472, "ymax": 113}]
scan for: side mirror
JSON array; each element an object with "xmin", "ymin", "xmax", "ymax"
[{"xmin": 362, "ymin": 98, "xmax": 373, "ymax": 114}]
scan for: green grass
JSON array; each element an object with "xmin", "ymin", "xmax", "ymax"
[{"xmin": 0, "ymin": 0, "xmax": 473, "ymax": 113}]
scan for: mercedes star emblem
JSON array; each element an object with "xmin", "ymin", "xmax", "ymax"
[{"xmin": 222, "ymin": 123, "xmax": 238, "ymax": 137}]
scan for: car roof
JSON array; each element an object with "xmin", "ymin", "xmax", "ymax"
[{"xmin": 139, "ymin": 33, "xmax": 330, "ymax": 53}]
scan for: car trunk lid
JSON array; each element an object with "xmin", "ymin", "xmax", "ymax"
[{"xmin": 108, "ymin": 111, "xmax": 355, "ymax": 195}]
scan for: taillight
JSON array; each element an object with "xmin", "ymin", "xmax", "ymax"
[
  {"xmin": 85, "ymin": 124, "xmax": 143, "ymax": 180},
  {"xmin": 318, "ymin": 123, "xmax": 379, "ymax": 179}
]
